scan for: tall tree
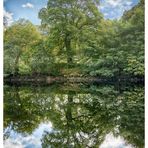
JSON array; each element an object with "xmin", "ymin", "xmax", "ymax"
[{"xmin": 39, "ymin": 0, "xmax": 102, "ymax": 67}]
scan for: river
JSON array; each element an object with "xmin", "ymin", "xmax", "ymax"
[{"xmin": 4, "ymin": 82, "xmax": 144, "ymax": 147}]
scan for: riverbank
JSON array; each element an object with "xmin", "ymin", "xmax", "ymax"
[{"xmin": 4, "ymin": 74, "xmax": 144, "ymax": 85}]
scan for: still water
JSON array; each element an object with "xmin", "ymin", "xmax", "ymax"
[{"xmin": 4, "ymin": 83, "xmax": 144, "ymax": 148}]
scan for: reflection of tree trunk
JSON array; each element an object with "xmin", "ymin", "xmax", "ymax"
[
  {"xmin": 66, "ymin": 93, "xmax": 73, "ymax": 145},
  {"xmin": 66, "ymin": 94, "xmax": 73, "ymax": 122},
  {"xmin": 14, "ymin": 86, "xmax": 23, "ymax": 108},
  {"xmin": 14, "ymin": 51, "xmax": 21, "ymax": 75},
  {"xmin": 65, "ymin": 33, "xmax": 73, "ymax": 67},
  {"xmin": 114, "ymin": 80, "xmax": 122, "ymax": 93}
]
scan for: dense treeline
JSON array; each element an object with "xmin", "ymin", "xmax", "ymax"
[{"xmin": 4, "ymin": 0, "xmax": 144, "ymax": 78}]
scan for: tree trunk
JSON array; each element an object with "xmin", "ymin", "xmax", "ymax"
[
  {"xmin": 65, "ymin": 33, "xmax": 73, "ymax": 67},
  {"xmin": 14, "ymin": 51, "xmax": 21, "ymax": 75}
]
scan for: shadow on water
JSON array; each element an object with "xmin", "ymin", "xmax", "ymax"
[{"xmin": 4, "ymin": 82, "xmax": 144, "ymax": 148}]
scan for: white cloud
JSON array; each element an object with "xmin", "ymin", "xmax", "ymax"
[
  {"xmin": 107, "ymin": 0, "xmax": 133, "ymax": 8},
  {"xmin": 98, "ymin": 5, "xmax": 105, "ymax": 10},
  {"xmin": 126, "ymin": 1, "xmax": 133, "ymax": 6},
  {"xmin": 107, "ymin": 0, "xmax": 122, "ymax": 7},
  {"xmin": 22, "ymin": 3, "xmax": 34, "ymax": 8},
  {"xmin": 104, "ymin": 13, "xmax": 109, "ymax": 16},
  {"xmin": 99, "ymin": 0, "xmax": 136, "ymax": 19},
  {"xmin": 3, "ymin": 9, "xmax": 14, "ymax": 26}
]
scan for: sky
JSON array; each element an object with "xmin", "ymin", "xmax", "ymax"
[{"xmin": 4, "ymin": 0, "xmax": 140, "ymax": 26}]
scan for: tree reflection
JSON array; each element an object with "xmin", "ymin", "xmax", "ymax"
[
  {"xmin": 118, "ymin": 87, "xmax": 144, "ymax": 147},
  {"xmin": 4, "ymin": 84, "xmax": 144, "ymax": 147}
]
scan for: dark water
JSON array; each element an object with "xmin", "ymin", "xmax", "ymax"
[{"xmin": 4, "ymin": 83, "xmax": 144, "ymax": 148}]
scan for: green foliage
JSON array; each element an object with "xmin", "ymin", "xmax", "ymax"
[
  {"xmin": 84, "ymin": 0, "xmax": 144, "ymax": 77},
  {"xmin": 39, "ymin": 0, "xmax": 102, "ymax": 66},
  {"xmin": 28, "ymin": 39, "xmax": 54, "ymax": 74},
  {"xmin": 124, "ymin": 55, "xmax": 144, "ymax": 76},
  {"xmin": 4, "ymin": 0, "xmax": 144, "ymax": 77},
  {"xmin": 4, "ymin": 19, "xmax": 41, "ymax": 74}
]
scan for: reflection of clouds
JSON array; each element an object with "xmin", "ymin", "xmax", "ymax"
[
  {"xmin": 33, "ymin": 122, "xmax": 52, "ymax": 139},
  {"xmin": 4, "ymin": 122, "xmax": 52, "ymax": 148},
  {"xmin": 100, "ymin": 133, "xmax": 133, "ymax": 148},
  {"xmin": 4, "ymin": 139, "xmax": 24, "ymax": 148},
  {"xmin": 4, "ymin": 121, "xmax": 134, "ymax": 147},
  {"xmin": 4, "ymin": 136, "xmax": 40, "ymax": 148}
]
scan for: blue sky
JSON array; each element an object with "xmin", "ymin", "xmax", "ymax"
[
  {"xmin": 4, "ymin": 0, "xmax": 48, "ymax": 25},
  {"xmin": 4, "ymin": 0, "xmax": 140, "ymax": 26},
  {"xmin": 99, "ymin": 0, "xmax": 139, "ymax": 19}
]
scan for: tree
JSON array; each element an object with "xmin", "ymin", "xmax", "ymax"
[
  {"xmin": 39, "ymin": 0, "xmax": 102, "ymax": 67},
  {"xmin": 85, "ymin": 0, "xmax": 144, "ymax": 78},
  {"xmin": 4, "ymin": 0, "xmax": 144, "ymax": 78},
  {"xmin": 4, "ymin": 19, "xmax": 41, "ymax": 75},
  {"xmin": 121, "ymin": 0, "xmax": 144, "ymax": 76}
]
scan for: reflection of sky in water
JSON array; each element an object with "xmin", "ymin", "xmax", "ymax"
[
  {"xmin": 4, "ymin": 122, "xmax": 133, "ymax": 148},
  {"xmin": 4, "ymin": 122, "xmax": 52, "ymax": 148},
  {"xmin": 100, "ymin": 133, "xmax": 133, "ymax": 148}
]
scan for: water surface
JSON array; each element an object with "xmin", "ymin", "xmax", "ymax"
[{"xmin": 4, "ymin": 83, "xmax": 144, "ymax": 148}]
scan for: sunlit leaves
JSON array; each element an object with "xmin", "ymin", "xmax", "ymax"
[{"xmin": 4, "ymin": 19, "xmax": 41, "ymax": 74}]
